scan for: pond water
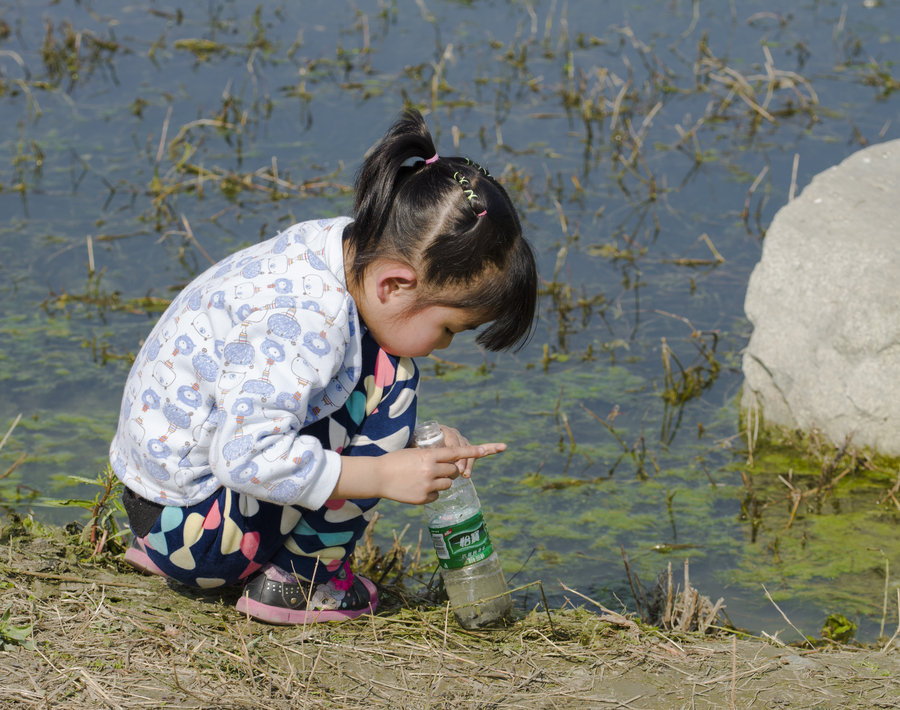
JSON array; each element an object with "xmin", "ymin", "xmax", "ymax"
[{"xmin": 2, "ymin": 0, "xmax": 899, "ymax": 642}]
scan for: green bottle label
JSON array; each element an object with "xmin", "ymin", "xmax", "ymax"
[{"xmin": 428, "ymin": 511, "xmax": 494, "ymax": 570}]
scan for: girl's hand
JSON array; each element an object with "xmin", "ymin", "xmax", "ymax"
[
  {"xmin": 439, "ymin": 425, "xmax": 477, "ymax": 477},
  {"xmin": 379, "ymin": 443, "xmax": 506, "ymax": 503},
  {"xmin": 333, "ymin": 443, "xmax": 506, "ymax": 505}
]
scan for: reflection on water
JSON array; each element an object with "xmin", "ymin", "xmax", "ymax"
[{"xmin": 1, "ymin": 0, "xmax": 899, "ymax": 641}]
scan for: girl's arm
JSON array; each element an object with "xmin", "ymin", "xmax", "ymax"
[
  {"xmin": 209, "ymin": 303, "xmax": 354, "ymax": 510},
  {"xmin": 332, "ymin": 443, "xmax": 506, "ymax": 504}
]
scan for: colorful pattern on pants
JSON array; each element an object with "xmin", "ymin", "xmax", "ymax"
[{"xmin": 135, "ymin": 331, "xmax": 418, "ymax": 588}]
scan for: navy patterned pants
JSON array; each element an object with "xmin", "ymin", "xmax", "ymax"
[{"xmin": 132, "ymin": 332, "xmax": 419, "ymax": 588}]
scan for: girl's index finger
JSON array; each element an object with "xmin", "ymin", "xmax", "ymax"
[{"xmin": 436, "ymin": 443, "xmax": 507, "ymax": 461}]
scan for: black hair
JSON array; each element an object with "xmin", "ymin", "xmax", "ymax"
[{"xmin": 345, "ymin": 108, "xmax": 538, "ymax": 352}]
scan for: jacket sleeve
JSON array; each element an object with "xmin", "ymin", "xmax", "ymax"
[{"xmin": 207, "ymin": 303, "xmax": 354, "ymax": 509}]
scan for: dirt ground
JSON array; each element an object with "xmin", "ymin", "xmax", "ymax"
[{"xmin": 1, "ymin": 521, "xmax": 899, "ymax": 709}]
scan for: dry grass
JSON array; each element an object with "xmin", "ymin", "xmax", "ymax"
[{"xmin": 1, "ymin": 520, "xmax": 899, "ymax": 709}]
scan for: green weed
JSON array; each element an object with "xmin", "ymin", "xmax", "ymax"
[
  {"xmin": 41, "ymin": 466, "xmax": 127, "ymax": 558},
  {"xmin": 0, "ymin": 607, "xmax": 34, "ymax": 651}
]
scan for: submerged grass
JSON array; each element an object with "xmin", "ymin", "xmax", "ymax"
[
  {"xmin": 3, "ymin": 0, "xmax": 900, "ymax": 656},
  {"xmin": 729, "ymin": 419, "xmax": 900, "ymax": 625}
]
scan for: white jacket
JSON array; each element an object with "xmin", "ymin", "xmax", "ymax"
[{"xmin": 109, "ymin": 217, "xmax": 362, "ymax": 509}]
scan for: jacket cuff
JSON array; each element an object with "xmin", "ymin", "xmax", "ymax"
[{"xmin": 297, "ymin": 449, "xmax": 342, "ymax": 510}]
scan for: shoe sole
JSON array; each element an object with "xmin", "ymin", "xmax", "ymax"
[{"xmin": 235, "ymin": 577, "xmax": 379, "ymax": 624}]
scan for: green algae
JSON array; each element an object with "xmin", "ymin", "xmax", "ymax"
[
  {"xmin": 717, "ymin": 423, "xmax": 900, "ymax": 631},
  {"xmin": 2, "ymin": 0, "xmax": 899, "ymax": 643}
]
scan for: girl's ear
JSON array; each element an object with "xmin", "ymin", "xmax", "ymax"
[{"xmin": 374, "ymin": 262, "xmax": 418, "ymax": 303}]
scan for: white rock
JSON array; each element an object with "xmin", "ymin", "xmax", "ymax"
[{"xmin": 742, "ymin": 139, "xmax": 900, "ymax": 454}]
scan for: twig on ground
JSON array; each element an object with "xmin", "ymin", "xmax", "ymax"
[
  {"xmin": 762, "ymin": 584, "xmax": 814, "ymax": 649},
  {"xmin": 559, "ymin": 581, "xmax": 641, "ymax": 637},
  {"xmin": 1, "ymin": 566, "xmax": 151, "ymax": 589},
  {"xmin": 730, "ymin": 634, "xmax": 737, "ymax": 710},
  {"xmin": 881, "ymin": 587, "xmax": 900, "ymax": 653}
]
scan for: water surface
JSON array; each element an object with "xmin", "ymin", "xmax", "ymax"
[{"xmin": 2, "ymin": 0, "xmax": 899, "ymax": 641}]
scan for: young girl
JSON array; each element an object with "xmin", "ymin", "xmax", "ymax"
[{"xmin": 109, "ymin": 108, "xmax": 538, "ymax": 624}]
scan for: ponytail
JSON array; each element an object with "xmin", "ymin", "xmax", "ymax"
[
  {"xmin": 348, "ymin": 109, "xmax": 436, "ymax": 280},
  {"xmin": 346, "ymin": 108, "xmax": 538, "ymax": 351}
]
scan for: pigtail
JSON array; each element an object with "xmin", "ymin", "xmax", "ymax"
[
  {"xmin": 346, "ymin": 108, "xmax": 538, "ymax": 352},
  {"xmin": 348, "ymin": 109, "xmax": 437, "ymax": 283}
]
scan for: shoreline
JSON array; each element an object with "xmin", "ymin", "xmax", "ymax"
[{"xmin": 1, "ymin": 517, "xmax": 898, "ymax": 708}]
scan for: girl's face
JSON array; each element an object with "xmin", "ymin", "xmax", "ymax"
[
  {"xmin": 347, "ymin": 253, "xmax": 487, "ymax": 358},
  {"xmin": 366, "ymin": 303, "xmax": 484, "ymax": 358}
]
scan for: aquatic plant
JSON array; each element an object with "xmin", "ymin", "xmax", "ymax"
[
  {"xmin": 2, "ymin": 0, "xmax": 899, "ymax": 641},
  {"xmin": 41, "ymin": 467, "xmax": 126, "ymax": 558},
  {"xmin": 40, "ymin": 20, "xmax": 119, "ymax": 90}
]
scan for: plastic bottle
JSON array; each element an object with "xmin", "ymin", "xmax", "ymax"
[{"xmin": 416, "ymin": 420, "xmax": 512, "ymax": 628}]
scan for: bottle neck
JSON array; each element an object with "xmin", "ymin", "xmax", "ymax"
[{"xmin": 414, "ymin": 420, "xmax": 444, "ymax": 448}]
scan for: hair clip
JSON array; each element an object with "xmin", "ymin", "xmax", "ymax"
[
  {"xmin": 464, "ymin": 157, "xmax": 491, "ymax": 177},
  {"xmin": 455, "ymin": 168, "xmax": 485, "ymax": 218},
  {"xmin": 425, "ymin": 153, "xmax": 439, "ymax": 164}
]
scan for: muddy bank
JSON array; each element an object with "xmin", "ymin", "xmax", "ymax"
[{"xmin": 1, "ymin": 520, "xmax": 898, "ymax": 709}]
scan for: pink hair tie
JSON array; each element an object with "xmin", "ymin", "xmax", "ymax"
[
  {"xmin": 424, "ymin": 153, "xmax": 439, "ymax": 164},
  {"xmin": 476, "ymin": 210, "xmax": 487, "ymax": 218}
]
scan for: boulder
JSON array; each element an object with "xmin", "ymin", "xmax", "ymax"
[{"xmin": 741, "ymin": 139, "xmax": 900, "ymax": 455}]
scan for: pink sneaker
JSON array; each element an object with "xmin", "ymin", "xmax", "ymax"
[
  {"xmin": 123, "ymin": 537, "xmax": 167, "ymax": 578},
  {"xmin": 235, "ymin": 561, "xmax": 378, "ymax": 624}
]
